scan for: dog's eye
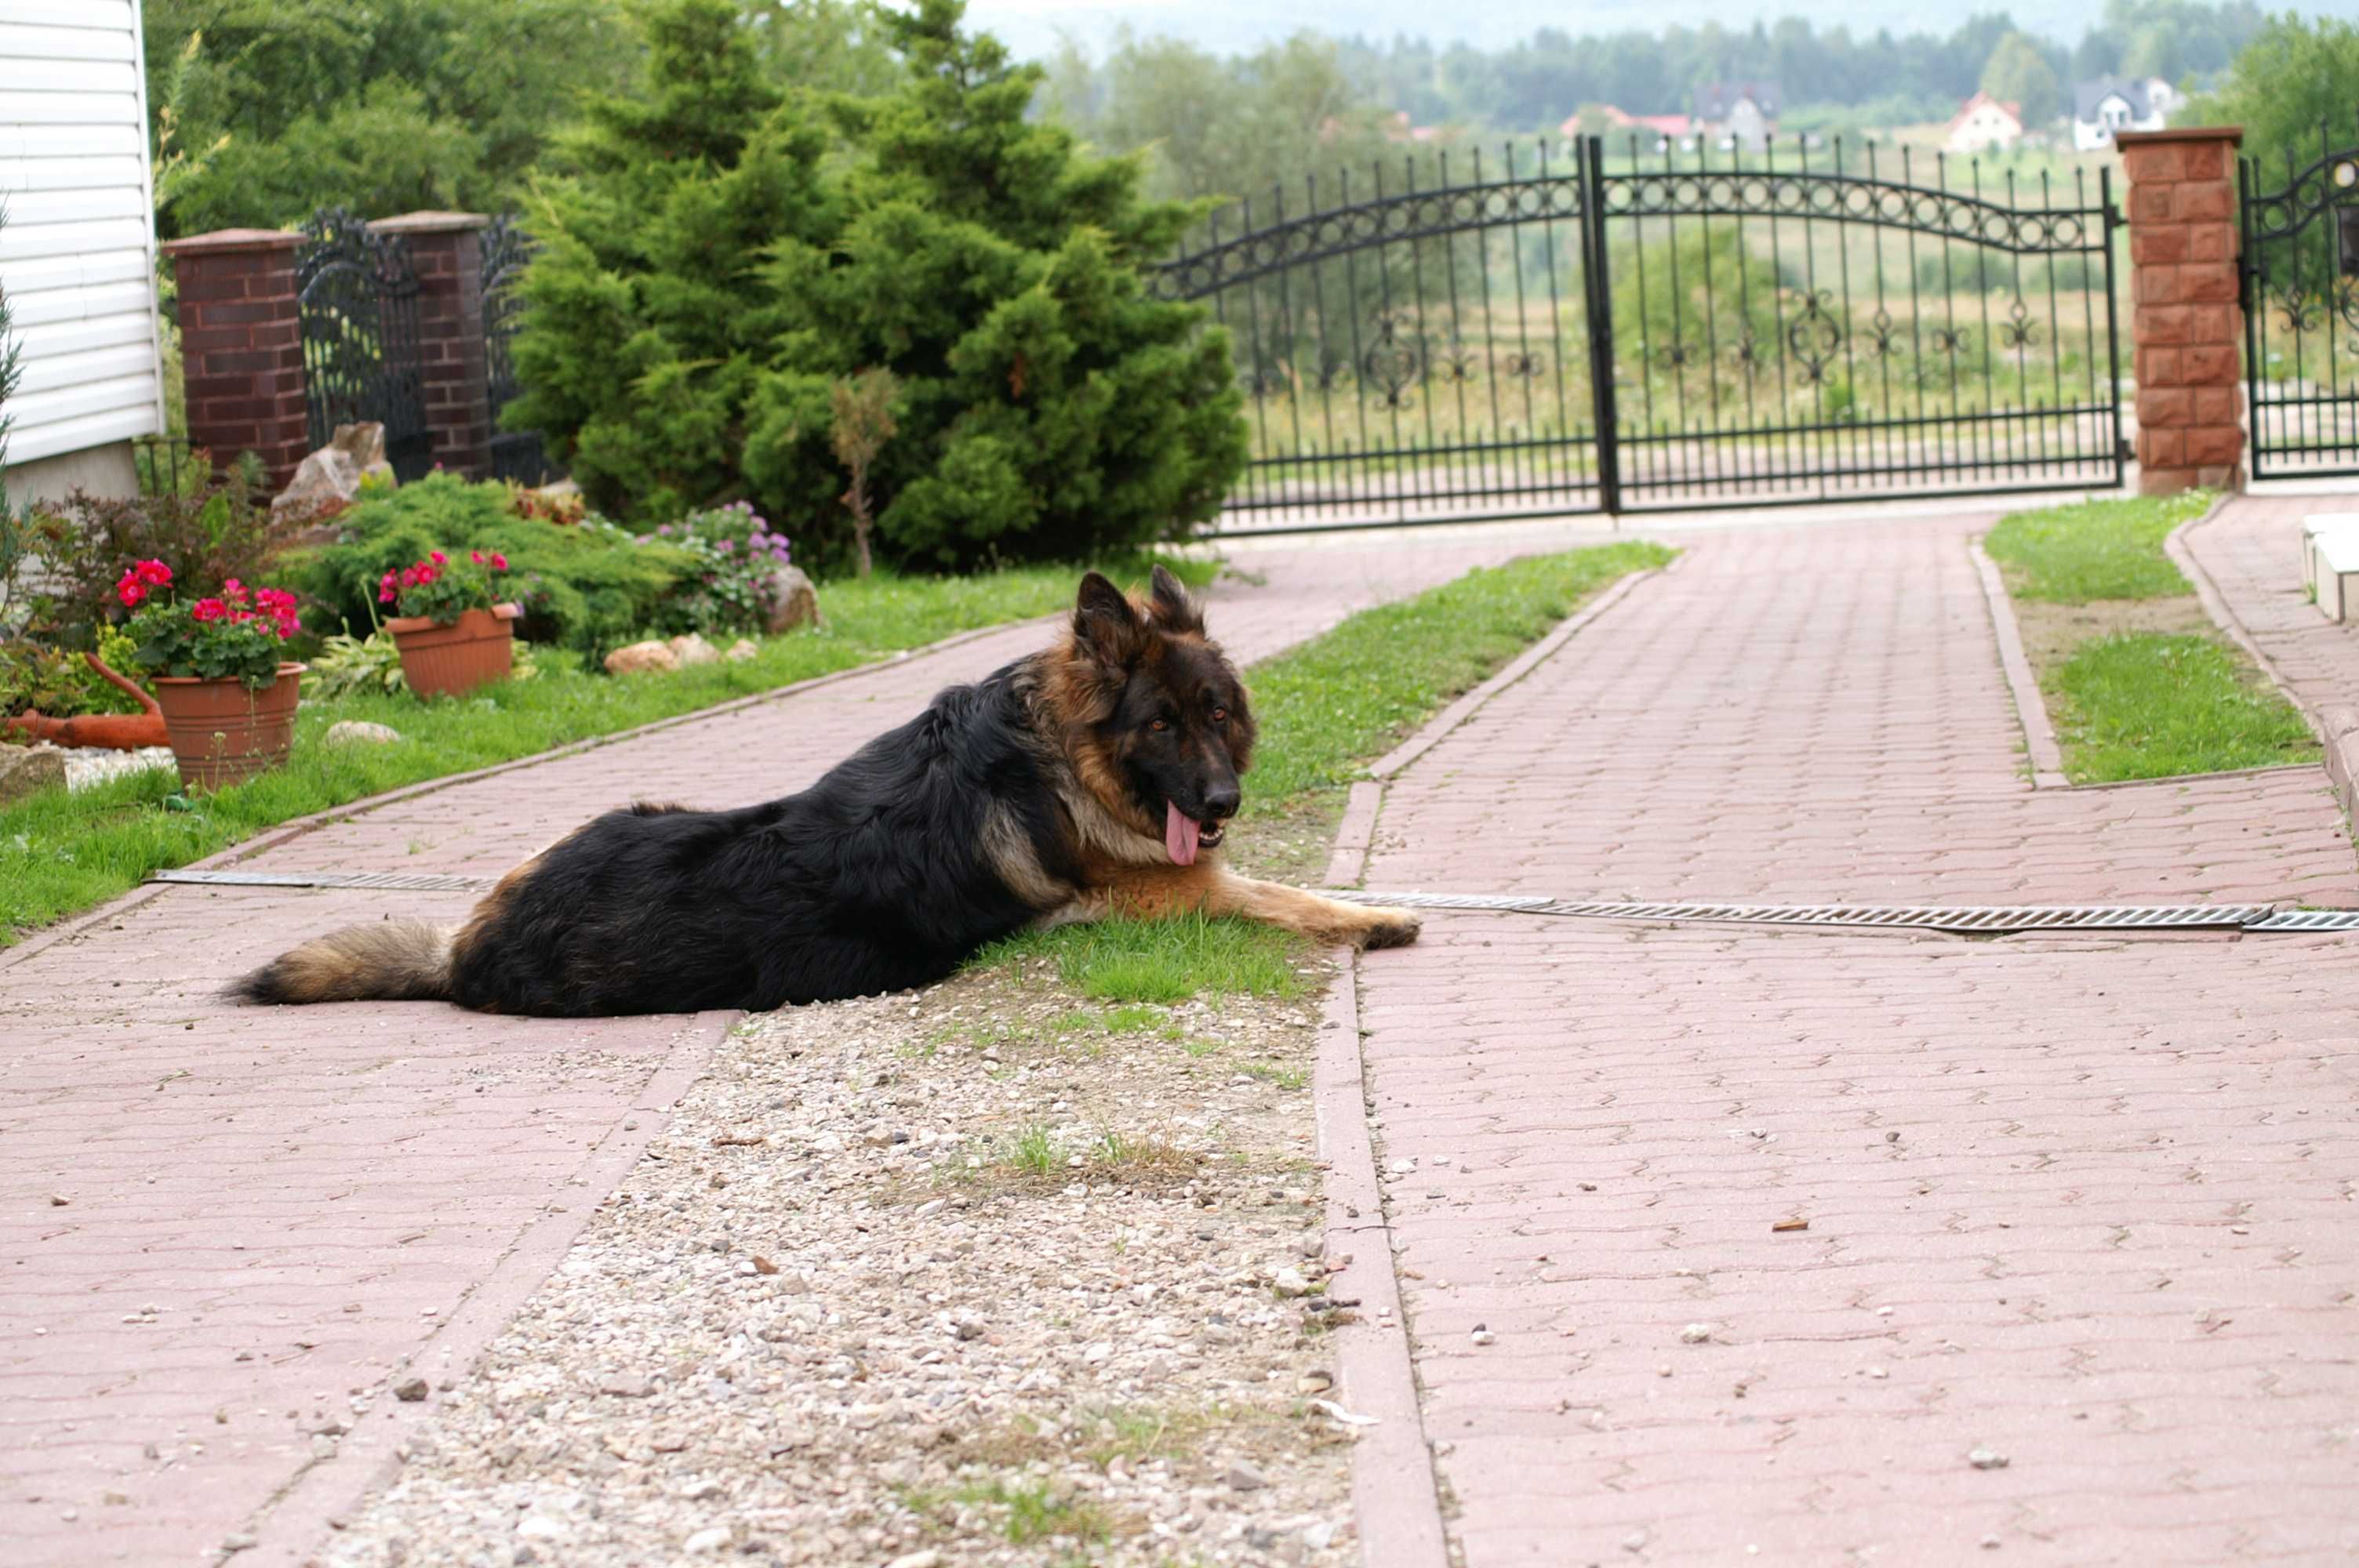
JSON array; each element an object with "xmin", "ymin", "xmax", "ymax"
[
  {"xmin": 1210, "ymin": 707, "xmax": 1227, "ymax": 723},
  {"xmin": 1150, "ymin": 718, "xmax": 1169, "ymax": 732}
]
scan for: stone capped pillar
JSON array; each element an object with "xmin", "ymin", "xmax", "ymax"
[
  {"xmin": 369, "ymin": 211, "xmax": 493, "ymax": 480},
  {"xmin": 2117, "ymin": 125, "xmax": 2245, "ymax": 495},
  {"xmin": 160, "ymin": 228, "xmax": 310, "ymax": 489}
]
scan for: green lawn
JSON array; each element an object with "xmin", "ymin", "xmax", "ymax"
[
  {"xmin": 2047, "ymin": 633, "xmax": 2320, "ymax": 785},
  {"xmin": 1983, "ymin": 491, "xmax": 2210, "ymax": 603},
  {"xmin": 976, "ymin": 538, "xmax": 1677, "ymax": 995},
  {"xmin": 0, "ymin": 559, "xmax": 1206, "ymax": 946}
]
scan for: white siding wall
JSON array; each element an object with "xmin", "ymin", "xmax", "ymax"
[{"xmin": 0, "ymin": 0, "xmax": 165, "ymax": 465}]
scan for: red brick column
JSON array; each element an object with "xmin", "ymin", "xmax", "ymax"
[
  {"xmin": 2117, "ymin": 125, "xmax": 2245, "ymax": 495},
  {"xmin": 160, "ymin": 228, "xmax": 310, "ymax": 489},
  {"xmin": 369, "ymin": 212, "xmax": 493, "ymax": 479}
]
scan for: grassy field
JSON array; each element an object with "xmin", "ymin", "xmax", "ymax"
[
  {"xmin": 0, "ymin": 558, "xmax": 1210, "ymax": 946},
  {"xmin": 973, "ymin": 538, "xmax": 1676, "ymax": 996},
  {"xmin": 1983, "ymin": 492, "xmax": 2320, "ymax": 785}
]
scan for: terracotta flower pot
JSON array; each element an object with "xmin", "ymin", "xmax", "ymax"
[
  {"xmin": 387, "ymin": 604, "xmax": 520, "ymax": 700},
  {"xmin": 151, "ymin": 662, "xmax": 305, "ymax": 790}
]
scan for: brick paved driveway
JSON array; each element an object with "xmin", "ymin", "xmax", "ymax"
[
  {"xmin": 0, "ymin": 528, "xmax": 1608, "ymax": 1568},
  {"xmin": 1352, "ymin": 509, "xmax": 2359, "ymax": 1564}
]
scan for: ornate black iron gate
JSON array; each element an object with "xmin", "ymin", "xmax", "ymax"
[
  {"xmin": 2241, "ymin": 142, "xmax": 2359, "ymax": 478},
  {"xmin": 296, "ymin": 209, "xmax": 431, "ymax": 481},
  {"xmin": 1150, "ymin": 136, "xmax": 2125, "ymax": 532},
  {"xmin": 481, "ymin": 215, "xmax": 562, "ymax": 485}
]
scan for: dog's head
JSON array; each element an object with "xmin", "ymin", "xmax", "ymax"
[{"xmin": 1058, "ymin": 565, "xmax": 1256, "ymax": 866}]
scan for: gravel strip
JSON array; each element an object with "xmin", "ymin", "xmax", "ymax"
[{"xmin": 326, "ymin": 951, "xmax": 1358, "ymax": 1567}]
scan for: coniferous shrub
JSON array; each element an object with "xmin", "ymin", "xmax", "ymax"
[{"xmin": 506, "ymin": 0, "xmax": 1246, "ymax": 571}]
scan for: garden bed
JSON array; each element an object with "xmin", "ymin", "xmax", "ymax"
[{"xmin": 1983, "ymin": 494, "xmax": 2319, "ymax": 785}]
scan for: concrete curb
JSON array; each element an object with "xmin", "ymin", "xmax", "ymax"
[
  {"xmin": 0, "ymin": 615, "xmax": 1052, "ymax": 974},
  {"xmin": 1307, "ymin": 558, "xmax": 1673, "ymax": 1566},
  {"xmin": 2168, "ymin": 496, "xmax": 2320, "ymax": 740},
  {"xmin": 1968, "ymin": 538, "xmax": 2071, "ymax": 788},
  {"xmin": 242, "ymin": 1009, "xmax": 742, "ymax": 1568},
  {"xmin": 2326, "ymin": 705, "xmax": 2359, "ymax": 830}
]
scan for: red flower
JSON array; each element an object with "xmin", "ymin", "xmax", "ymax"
[
  {"xmin": 469, "ymin": 550, "xmax": 485, "ymax": 564},
  {"xmin": 489, "ymin": 553, "xmax": 507, "ymax": 572},
  {"xmin": 415, "ymin": 564, "xmax": 438, "ymax": 586},
  {"xmin": 134, "ymin": 559, "xmax": 172, "ymax": 586},
  {"xmin": 191, "ymin": 598, "xmax": 227, "ymax": 622},
  {"xmin": 118, "ymin": 580, "xmax": 145, "ymax": 608},
  {"xmin": 401, "ymin": 567, "xmax": 419, "ymax": 588},
  {"xmin": 430, "ymin": 550, "xmax": 448, "ymax": 565},
  {"xmin": 229, "ymin": 609, "xmax": 254, "ymax": 622}
]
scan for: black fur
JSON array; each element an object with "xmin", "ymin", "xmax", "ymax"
[{"xmin": 446, "ymin": 662, "xmax": 1086, "ymax": 1015}]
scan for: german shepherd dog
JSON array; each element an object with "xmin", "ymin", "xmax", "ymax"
[{"xmin": 231, "ymin": 568, "xmax": 1420, "ymax": 1017}]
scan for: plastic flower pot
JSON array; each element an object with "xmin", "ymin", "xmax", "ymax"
[
  {"xmin": 386, "ymin": 604, "xmax": 521, "ymax": 700},
  {"xmin": 151, "ymin": 662, "xmax": 306, "ymax": 790}
]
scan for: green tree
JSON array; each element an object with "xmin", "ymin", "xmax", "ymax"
[
  {"xmin": 508, "ymin": 0, "xmax": 1245, "ymax": 569},
  {"xmin": 2182, "ymin": 14, "xmax": 2359, "ymax": 182},
  {"xmin": 1981, "ymin": 33, "xmax": 2063, "ymax": 128}
]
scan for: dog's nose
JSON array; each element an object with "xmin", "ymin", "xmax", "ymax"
[{"xmin": 1203, "ymin": 781, "xmax": 1241, "ymax": 820}]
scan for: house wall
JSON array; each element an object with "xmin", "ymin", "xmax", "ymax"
[{"xmin": 0, "ymin": 0, "xmax": 165, "ymax": 499}]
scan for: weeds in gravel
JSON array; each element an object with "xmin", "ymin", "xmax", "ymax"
[
  {"xmin": 1090, "ymin": 1131, "xmax": 1200, "ymax": 1181},
  {"xmin": 2047, "ymin": 632, "xmax": 2318, "ymax": 782},
  {"xmin": 1983, "ymin": 491, "xmax": 2210, "ymax": 603},
  {"xmin": 954, "ymin": 1477, "xmax": 1121, "ymax": 1544},
  {"xmin": 1006, "ymin": 1123, "xmax": 1059, "ymax": 1178},
  {"xmin": 1239, "ymin": 1061, "xmax": 1309, "ymax": 1091}
]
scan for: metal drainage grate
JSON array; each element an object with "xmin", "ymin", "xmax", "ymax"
[
  {"xmin": 150, "ymin": 869, "xmax": 495, "ymax": 894},
  {"xmin": 145, "ymin": 869, "xmax": 2359, "ymax": 935},
  {"xmin": 1323, "ymin": 891, "xmax": 2359, "ymax": 935}
]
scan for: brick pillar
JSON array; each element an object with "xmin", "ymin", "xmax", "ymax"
[
  {"xmin": 369, "ymin": 212, "xmax": 493, "ymax": 479},
  {"xmin": 160, "ymin": 228, "xmax": 311, "ymax": 489},
  {"xmin": 2117, "ymin": 125, "xmax": 2245, "ymax": 495}
]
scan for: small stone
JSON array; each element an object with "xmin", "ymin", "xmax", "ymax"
[
  {"xmin": 1272, "ymin": 1267, "xmax": 1314, "ymax": 1297},
  {"xmin": 103, "ymin": 1491, "xmax": 128, "ymax": 1506},
  {"xmin": 682, "ymin": 1525, "xmax": 732, "ymax": 1555},
  {"xmin": 1982, "ymin": 1536, "xmax": 2003, "ymax": 1551},
  {"xmin": 1657, "ymin": 1365, "xmax": 1674, "ymax": 1377},
  {"xmin": 1470, "ymin": 1329, "xmax": 1496, "ymax": 1346},
  {"xmin": 599, "ymin": 1374, "xmax": 655, "ymax": 1399},
  {"xmin": 954, "ymin": 1316, "xmax": 986, "ymax": 1341},
  {"xmin": 603, "ymin": 640, "xmax": 679, "ymax": 676},
  {"xmin": 725, "ymin": 639, "xmax": 758, "ymax": 663},
  {"xmin": 516, "ymin": 1515, "xmax": 566, "ymax": 1541},
  {"xmin": 1226, "ymin": 1461, "xmax": 1267, "ymax": 1491},
  {"xmin": 48, "ymin": 1193, "xmax": 67, "ymax": 1207},
  {"xmin": 310, "ymin": 1434, "xmax": 338, "ymax": 1460},
  {"xmin": 885, "ymin": 1552, "xmax": 943, "ymax": 1568},
  {"xmin": 1245, "ymin": 1525, "xmax": 1280, "ymax": 1549},
  {"xmin": 751, "ymin": 1255, "xmax": 778, "ymax": 1275},
  {"xmin": 1296, "ymin": 1369, "xmax": 1335, "ymax": 1394},
  {"xmin": 1968, "ymin": 1447, "xmax": 2010, "ymax": 1471},
  {"xmin": 1680, "ymin": 1323, "xmax": 1714, "ymax": 1345},
  {"xmin": 323, "ymin": 720, "xmax": 402, "ymax": 746},
  {"xmin": 220, "ymin": 1534, "xmax": 257, "ymax": 1553},
  {"xmin": 1303, "ymin": 1521, "xmax": 1339, "ymax": 1551},
  {"xmin": 392, "ymin": 1377, "xmax": 428, "ymax": 1403}
]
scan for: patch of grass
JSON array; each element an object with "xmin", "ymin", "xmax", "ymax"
[
  {"xmin": 1983, "ymin": 492, "xmax": 2212, "ymax": 603},
  {"xmin": 953, "ymin": 1478, "xmax": 1119, "ymax": 1545},
  {"xmin": 980, "ymin": 912, "xmax": 1305, "ymax": 1004},
  {"xmin": 1005, "ymin": 1123, "xmax": 1059, "ymax": 1178},
  {"xmin": 0, "ymin": 556, "xmax": 1207, "ymax": 946},
  {"xmin": 1239, "ymin": 1060, "xmax": 1309, "ymax": 1091},
  {"xmin": 2046, "ymin": 632, "xmax": 2319, "ymax": 783},
  {"xmin": 1047, "ymin": 1003, "xmax": 1166, "ymax": 1036},
  {"xmin": 1090, "ymin": 1130, "xmax": 1201, "ymax": 1181}
]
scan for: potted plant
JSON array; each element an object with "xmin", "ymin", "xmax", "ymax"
[
  {"xmin": 380, "ymin": 549, "xmax": 519, "ymax": 699},
  {"xmin": 121, "ymin": 559, "xmax": 306, "ymax": 789}
]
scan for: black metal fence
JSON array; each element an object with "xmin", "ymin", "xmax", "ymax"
[
  {"xmin": 2241, "ymin": 133, "xmax": 2359, "ymax": 479},
  {"xmin": 295, "ymin": 209, "xmax": 431, "ymax": 481},
  {"xmin": 481, "ymin": 215, "xmax": 562, "ymax": 486},
  {"xmin": 1151, "ymin": 135, "xmax": 2125, "ymax": 532}
]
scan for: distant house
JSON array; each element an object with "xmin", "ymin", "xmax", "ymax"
[
  {"xmin": 1696, "ymin": 82, "xmax": 1780, "ymax": 154},
  {"xmin": 1555, "ymin": 107, "xmax": 1694, "ymax": 150},
  {"xmin": 1945, "ymin": 93, "xmax": 2026, "ymax": 155},
  {"xmin": 2072, "ymin": 76, "xmax": 2173, "ymax": 152},
  {"xmin": 0, "ymin": 0, "xmax": 165, "ymax": 508},
  {"xmin": 1385, "ymin": 111, "xmax": 1446, "ymax": 146}
]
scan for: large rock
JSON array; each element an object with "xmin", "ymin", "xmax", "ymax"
[
  {"xmin": 0, "ymin": 742, "xmax": 67, "ymax": 804},
  {"xmin": 271, "ymin": 423, "xmax": 392, "ymax": 528},
  {"xmin": 603, "ymin": 640, "xmax": 679, "ymax": 676},
  {"xmin": 324, "ymin": 720, "xmax": 402, "ymax": 746},
  {"xmin": 761, "ymin": 565, "xmax": 820, "ymax": 634},
  {"xmin": 666, "ymin": 633, "xmax": 721, "ymax": 667}
]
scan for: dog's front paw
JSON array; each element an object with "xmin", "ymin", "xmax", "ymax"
[{"xmin": 1357, "ymin": 906, "xmax": 1422, "ymax": 950}]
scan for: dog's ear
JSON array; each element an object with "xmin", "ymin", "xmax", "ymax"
[
  {"xmin": 1073, "ymin": 572, "xmax": 1143, "ymax": 670},
  {"xmin": 1146, "ymin": 564, "xmax": 1204, "ymax": 635}
]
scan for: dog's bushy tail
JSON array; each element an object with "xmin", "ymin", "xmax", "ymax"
[{"xmin": 228, "ymin": 919, "xmax": 454, "ymax": 1006}]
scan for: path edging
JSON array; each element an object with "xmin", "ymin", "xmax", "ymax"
[
  {"xmin": 2168, "ymin": 495, "xmax": 2319, "ymax": 739},
  {"xmin": 242, "ymin": 1010, "xmax": 743, "ymax": 1567},
  {"xmin": 1968, "ymin": 538, "xmax": 2071, "ymax": 788},
  {"xmin": 1310, "ymin": 559, "xmax": 1671, "ymax": 1566}
]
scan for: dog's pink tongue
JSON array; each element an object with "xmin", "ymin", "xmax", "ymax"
[{"xmin": 1165, "ymin": 802, "xmax": 1201, "ymax": 866}]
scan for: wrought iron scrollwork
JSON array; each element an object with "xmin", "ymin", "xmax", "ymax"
[
  {"xmin": 1598, "ymin": 169, "xmax": 2104, "ymax": 256},
  {"xmin": 1785, "ymin": 291, "xmax": 1844, "ymax": 383},
  {"xmin": 1997, "ymin": 296, "xmax": 2041, "ymax": 350},
  {"xmin": 296, "ymin": 208, "xmax": 431, "ymax": 481},
  {"xmin": 479, "ymin": 214, "xmax": 560, "ymax": 483},
  {"xmin": 1362, "ymin": 310, "xmax": 1423, "ymax": 410},
  {"xmin": 1863, "ymin": 308, "xmax": 1899, "ymax": 360}
]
